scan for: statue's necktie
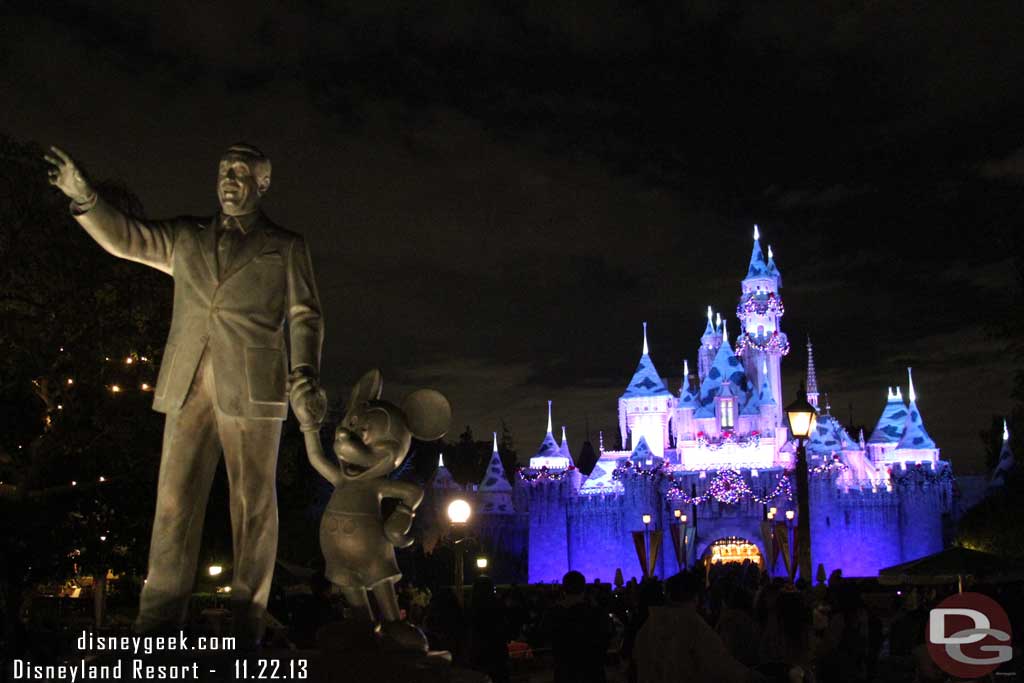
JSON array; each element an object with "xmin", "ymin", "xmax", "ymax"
[{"xmin": 218, "ymin": 217, "xmax": 241, "ymax": 276}]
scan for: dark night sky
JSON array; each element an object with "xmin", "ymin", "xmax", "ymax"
[{"xmin": 4, "ymin": 2, "xmax": 1024, "ymax": 472}]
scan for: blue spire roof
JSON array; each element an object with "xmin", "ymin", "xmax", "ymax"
[
  {"xmin": 480, "ymin": 433, "xmax": 513, "ymax": 492},
  {"xmin": 868, "ymin": 387, "xmax": 908, "ymax": 444},
  {"xmin": 622, "ymin": 324, "xmax": 672, "ymax": 398},
  {"xmin": 746, "ymin": 225, "xmax": 768, "ymax": 279},
  {"xmin": 702, "ymin": 306, "xmax": 716, "ymax": 339},
  {"xmin": 807, "ymin": 415, "xmax": 859, "ymax": 455},
  {"xmin": 991, "ymin": 420, "xmax": 1015, "ymax": 486},
  {"xmin": 580, "ymin": 458, "xmax": 622, "ymax": 493},
  {"xmin": 629, "ymin": 435, "xmax": 655, "ymax": 463},
  {"xmin": 766, "ymin": 244, "xmax": 782, "ymax": 286},
  {"xmin": 559, "ymin": 425, "xmax": 573, "ymax": 463},
  {"xmin": 698, "ymin": 337, "xmax": 750, "ymax": 404},
  {"xmin": 897, "ymin": 370, "xmax": 936, "ymax": 450},
  {"xmin": 534, "ymin": 401, "xmax": 561, "ymax": 458}
]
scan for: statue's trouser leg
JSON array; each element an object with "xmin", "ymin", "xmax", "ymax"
[
  {"xmin": 218, "ymin": 408, "xmax": 282, "ymax": 648},
  {"xmin": 136, "ymin": 353, "xmax": 220, "ymax": 634},
  {"xmin": 371, "ymin": 582, "xmax": 401, "ymax": 623},
  {"xmin": 341, "ymin": 587, "xmax": 373, "ymax": 621}
]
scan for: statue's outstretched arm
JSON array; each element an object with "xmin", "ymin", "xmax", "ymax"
[{"xmin": 304, "ymin": 430, "xmax": 339, "ymax": 484}]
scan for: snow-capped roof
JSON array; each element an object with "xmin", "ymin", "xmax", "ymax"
[
  {"xmin": 480, "ymin": 433, "xmax": 513, "ymax": 493},
  {"xmin": 745, "ymin": 226, "xmax": 768, "ymax": 279},
  {"xmin": 529, "ymin": 401, "xmax": 572, "ymax": 469},
  {"xmin": 558, "ymin": 425, "xmax": 573, "ymax": 463},
  {"xmin": 897, "ymin": 370, "xmax": 936, "ymax": 450},
  {"xmin": 867, "ymin": 388, "xmax": 908, "ymax": 445},
  {"xmin": 679, "ymin": 359, "xmax": 699, "ymax": 408},
  {"xmin": 432, "ymin": 453, "xmax": 461, "ymax": 490},
  {"xmin": 766, "ymin": 244, "xmax": 781, "ymax": 286},
  {"xmin": 629, "ymin": 436, "xmax": 655, "ymax": 463},
  {"xmin": 579, "ymin": 458, "xmax": 623, "ymax": 494},
  {"xmin": 806, "ymin": 415, "xmax": 859, "ymax": 456},
  {"xmin": 622, "ymin": 352, "xmax": 672, "ymax": 398},
  {"xmin": 698, "ymin": 337, "xmax": 750, "ymax": 404}
]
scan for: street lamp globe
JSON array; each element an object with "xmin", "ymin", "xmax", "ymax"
[
  {"xmin": 641, "ymin": 513, "xmax": 652, "ymax": 526},
  {"xmin": 785, "ymin": 386, "xmax": 818, "ymax": 439},
  {"xmin": 476, "ymin": 557, "xmax": 488, "ymax": 569},
  {"xmin": 447, "ymin": 498, "xmax": 471, "ymax": 525}
]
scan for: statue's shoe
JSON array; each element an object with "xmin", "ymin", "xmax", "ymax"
[{"xmin": 379, "ymin": 620, "xmax": 429, "ymax": 654}]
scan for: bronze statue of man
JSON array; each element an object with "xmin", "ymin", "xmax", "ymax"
[{"xmin": 45, "ymin": 144, "xmax": 323, "ymax": 646}]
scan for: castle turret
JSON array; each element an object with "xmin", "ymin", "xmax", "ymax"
[
  {"xmin": 559, "ymin": 425, "xmax": 573, "ymax": 464},
  {"xmin": 806, "ymin": 336, "xmax": 819, "ymax": 409},
  {"xmin": 698, "ymin": 306, "xmax": 721, "ymax": 381},
  {"xmin": 735, "ymin": 226, "xmax": 789, "ymax": 423},
  {"xmin": 895, "ymin": 368, "xmax": 939, "ymax": 465},
  {"xmin": 479, "ymin": 432, "xmax": 514, "ymax": 513},
  {"xmin": 866, "ymin": 387, "xmax": 908, "ymax": 463},
  {"xmin": 530, "ymin": 401, "xmax": 571, "ymax": 470},
  {"xmin": 618, "ymin": 322, "xmax": 675, "ymax": 458},
  {"xmin": 675, "ymin": 358, "xmax": 698, "ymax": 444},
  {"xmin": 432, "ymin": 452, "xmax": 462, "ymax": 491},
  {"xmin": 991, "ymin": 419, "xmax": 1015, "ymax": 487}
]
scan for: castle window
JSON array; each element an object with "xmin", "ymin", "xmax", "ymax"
[{"xmin": 719, "ymin": 398, "xmax": 734, "ymax": 429}]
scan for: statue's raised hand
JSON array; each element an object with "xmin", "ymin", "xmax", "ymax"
[{"xmin": 44, "ymin": 146, "xmax": 95, "ymax": 204}]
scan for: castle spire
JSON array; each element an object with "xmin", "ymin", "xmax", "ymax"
[
  {"xmin": 897, "ymin": 368, "xmax": 936, "ymax": 450},
  {"xmin": 704, "ymin": 306, "xmax": 715, "ymax": 337},
  {"xmin": 547, "ymin": 400, "xmax": 553, "ymax": 434},
  {"xmin": 721, "ymin": 319, "xmax": 728, "ymax": 344},
  {"xmin": 622, "ymin": 324, "xmax": 671, "ymax": 398},
  {"xmin": 766, "ymin": 244, "xmax": 782, "ymax": 286},
  {"xmin": 746, "ymin": 224, "xmax": 767, "ymax": 278},
  {"xmin": 806, "ymin": 336, "xmax": 819, "ymax": 409},
  {"xmin": 480, "ymin": 431, "xmax": 513, "ymax": 495},
  {"xmin": 715, "ymin": 311, "xmax": 722, "ymax": 332},
  {"xmin": 493, "ymin": 431, "xmax": 499, "ymax": 453},
  {"xmin": 992, "ymin": 419, "xmax": 1015, "ymax": 487}
]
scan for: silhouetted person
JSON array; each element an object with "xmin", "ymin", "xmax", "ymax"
[
  {"xmin": 546, "ymin": 570, "xmax": 612, "ymax": 683},
  {"xmin": 423, "ymin": 587, "xmax": 466, "ymax": 658},
  {"xmin": 467, "ymin": 576, "xmax": 510, "ymax": 683},
  {"xmin": 634, "ymin": 571, "xmax": 757, "ymax": 683}
]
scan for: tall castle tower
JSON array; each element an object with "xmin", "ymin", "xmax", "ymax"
[
  {"xmin": 806, "ymin": 336, "xmax": 820, "ymax": 409},
  {"xmin": 618, "ymin": 322, "xmax": 675, "ymax": 458},
  {"xmin": 735, "ymin": 226, "xmax": 789, "ymax": 424}
]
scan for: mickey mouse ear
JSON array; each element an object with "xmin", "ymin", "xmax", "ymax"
[
  {"xmin": 401, "ymin": 389, "xmax": 451, "ymax": 441},
  {"xmin": 345, "ymin": 369, "xmax": 383, "ymax": 416}
]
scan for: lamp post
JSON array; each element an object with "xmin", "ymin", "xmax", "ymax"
[
  {"xmin": 447, "ymin": 498, "xmax": 472, "ymax": 605},
  {"xmin": 785, "ymin": 387, "xmax": 817, "ymax": 583}
]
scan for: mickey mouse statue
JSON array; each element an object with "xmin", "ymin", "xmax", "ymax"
[{"xmin": 291, "ymin": 369, "xmax": 450, "ymax": 652}]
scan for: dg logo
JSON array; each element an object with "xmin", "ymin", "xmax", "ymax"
[{"xmin": 927, "ymin": 592, "xmax": 1013, "ymax": 678}]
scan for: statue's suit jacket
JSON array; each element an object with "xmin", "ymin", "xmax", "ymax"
[{"xmin": 75, "ymin": 197, "xmax": 323, "ymax": 419}]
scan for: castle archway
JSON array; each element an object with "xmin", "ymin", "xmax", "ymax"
[{"xmin": 701, "ymin": 536, "xmax": 763, "ymax": 568}]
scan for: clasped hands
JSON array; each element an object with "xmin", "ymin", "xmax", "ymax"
[{"xmin": 289, "ymin": 367, "xmax": 326, "ymax": 431}]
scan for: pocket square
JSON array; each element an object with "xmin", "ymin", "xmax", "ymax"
[{"xmin": 255, "ymin": 250, "xmax": 283, "ymax": 263}]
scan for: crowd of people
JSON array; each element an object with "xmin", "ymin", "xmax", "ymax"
[{"xmin": 385, "ymin": 559, "xmax": 1022, "ymax": 682}]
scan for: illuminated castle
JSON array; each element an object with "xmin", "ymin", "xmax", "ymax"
[{"xmin": 431, "ymin": 228, "xmax": 955, "ymax": 581}]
